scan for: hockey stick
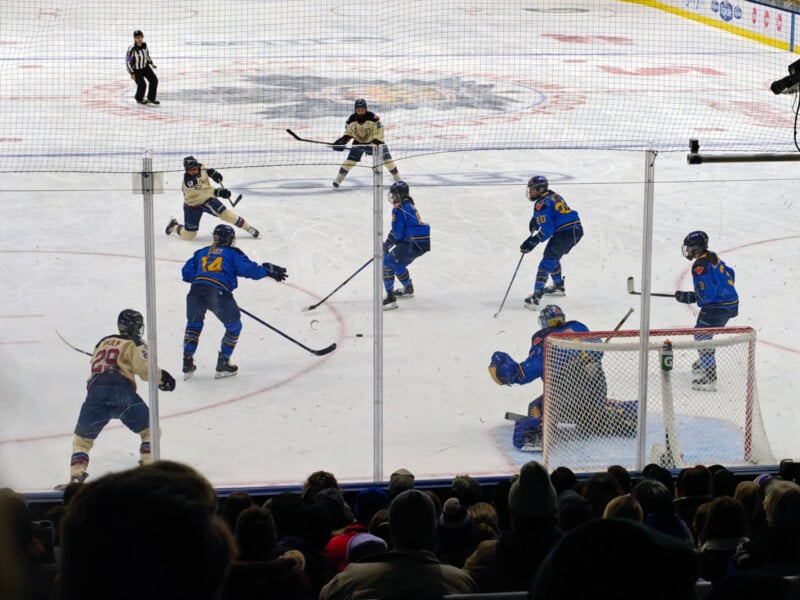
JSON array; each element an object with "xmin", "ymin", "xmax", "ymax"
[
  {"xmin": 219, "ymin": 186, "xmax": 243, "ymax": 207},
  {"xmin": 626, "ymin": 276, "xmax": 674, "ymax": 298},
  {"xmin": 286, "ymin": 129, "xmax": 337, "ymax": 146},
  {"xmin": 605, "ymin": 307, "xmax": 635, "ymax": 343},
  {"xmin": 55, "ymin": 330, "xmax": 92, "ymax": 357},
  {"xmin": 302, "ymin": 258, "xmax": 374, "ymax": 312},
  {"xmin": 504, "ymin": 411, "xmax": 527, "ymax": 422},
  {"xmin": 493, "ymin": 254, "xmax": 526, "ymax": 319},
  {"xmin": 240, "ymin": 307, "xmax": 337, "ymax": 356}
]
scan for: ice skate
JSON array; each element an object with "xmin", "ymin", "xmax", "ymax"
[
  {"xmin": 692, "ymin": 366, "xmax": 717, "ymax": 391},
  {"xmin": 55, "ymin": 472, "xmax": 88, "ymax": 490},
  {"xmin": 183, "ymin": 353, "xmax": 196, "ymax": 381},
  {"xmin": 523, "ymin": 291, "xmax": 543, "ymax": 310},
  {"xmin": 383, "ymin": 291, "xmax": 398, "ymax": 311},
  {"xmin": 394, "ymin": 282, "xmax": 414, "ymax": 299},
  {"xmin": 543, "ymin": 280, "xmax": 565, "ymax": 296},
  {"xmin": 165, "ymin": 218, "xmax": 179, "ymax": 236},
  {"xmin": 215, "ymin": 352, "xmax": 238, "ymax": 379},
  {"xmin": 692, "ymin": 360, "xmax": 704, "ymax": 376}
]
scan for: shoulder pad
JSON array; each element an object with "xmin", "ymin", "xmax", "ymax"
[
  {"xmin": 534, "ymin": 200, "xmax": 546, "ymax": 211},
  {"xmin": 368, "ymin": 112, "xmax": 380, "ymax": 121}
]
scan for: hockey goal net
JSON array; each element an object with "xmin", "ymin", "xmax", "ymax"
[{"xmin": 540, "ymin": 326, "xmax": 774, "ymax": 472}]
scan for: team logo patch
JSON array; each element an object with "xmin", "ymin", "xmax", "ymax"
[{"xmin": 694, "ymin": 266, "xmax": 705, "ymax": 275}]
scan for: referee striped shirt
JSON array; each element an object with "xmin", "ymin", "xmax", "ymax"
[{"xmin": 126, "ymin": 43, "xmax": 153, "ymax": 74}]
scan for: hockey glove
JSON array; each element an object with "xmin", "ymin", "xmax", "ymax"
[
  {"xmin": 216, "ymin": 188, "xmax": 232, "ymax": 199},
  {"xmin": 263, "ymin": 263, "xmax": 288, "ymax": 282},
  {"xmin": 210, "ymin": 171, "xmax": 223, "ymax": 184},
  {"xmin": 674, "ymin": 290, "xmax": 697, "ymax": 304},
  {"xmin": 520, "ymin": 235, "xmax": 539, "ymax": 254},
  {"xmin": 158, "ymin": 369, "xmax": 176, "ymax": 392},
  {"xmin": 489, "ymin": 351, "xmax": 522, "ymax": 385},
  {"xmin": 332, "ymin": 136, "xmax": 349, "ymax": 151}
]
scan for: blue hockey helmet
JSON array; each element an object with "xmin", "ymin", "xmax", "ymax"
[
  {"xmin": 118, "ymin": 309, "xmax": 144, "ymax": 338},
  {"xmin": 354, "ymin": 98, "xmax": 368, "ymax": 111},
  {"xmin": 388, "ymin": 181, "xmax": 410, "ymax": 203},
  {"xmin": 526, "ymin": 175, "xmax": 548, "ymax": 201},
  {"xmin": 213, "ymin": 224, "xmax": 235, "ymax": 247},
  {"xmin": 682, "ymin": 230, "xmax": 708, "ymax": 260},
  {"xmin": 539, "ymin": 304, "xmax": 565, "ymax": 329},
  {"xmin": 183, "ymin": 155, "xmax": 200, "ymax": 170}
]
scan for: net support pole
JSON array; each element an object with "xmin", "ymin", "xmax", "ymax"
[
  {"xmin": 636, "ymin": 150, "xmax": 657, "ymax": 470},
  {"xmin": 372, "ymin": 146, "xmax": 385, "ymax": 483},
  {"xmin": 140, "ymin": 155, "xmax": 161, "ymax": 461}
]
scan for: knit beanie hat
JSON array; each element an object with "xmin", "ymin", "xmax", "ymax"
[
  {"xmin": 346, "ymin": 532, "xmax": 388, "ymax": 563},
  {"xmin": 438, "ymin": 497, "xmax": 476, "ymax": 552},
  {"xmin": 388, "ymin": 468, "xmax": 415, "ymax": 498},
  {"xmin": 508, "ymin": 461, "xmax": 558, "ymax": 518},
  {"xmin": 354, "ymin": 487, "xmax": 389, "ymax": 525}
]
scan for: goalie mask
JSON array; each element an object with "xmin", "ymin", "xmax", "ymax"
[
  {"xmin": 118, "ymin": 309, "xmax": 144, "ymax": 338},
  {"xmin": 539, "ymin": 305, "xmax": 565, "ymax": 329},
  {"xmin": 682, "ymin": 230, "xmax": 708, "ymax": 260},
  {"xmin": 213, "ymin": 224, "xmax": 235, "ymax": 247}
]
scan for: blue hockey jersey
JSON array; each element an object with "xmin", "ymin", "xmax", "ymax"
[{"xmin": 182, "ymin": 245, "xmax": 268, "ymax": 293}]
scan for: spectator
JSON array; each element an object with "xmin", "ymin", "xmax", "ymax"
[
  {"xmin": 692, "ymin": 501, "xmax": 712, "ymax": 548},
  {"xmin": 602, "ymin": 493, "xmax": 644, "ymax": 523},
  {"xmin": 632, "ymin": 479, "xmax": 694, "ymax": 546},
  {"xmin": 319, "ymin": 489, "xmax": 477, "ymax": 599},
  {"xmin": 220, "ymin": 490, "xmax": 254, "ymax": 534},
  {"xmin": 265, "ymin": 491, "xmax": 302, "ymax": 541},
  {"xmin": 734, "ymin": 480, "xmax": 769, "ymax": 541},
  {"xmin": 315, "ymin": 488, "xmax": 354, "ymax": 536},
  {"xmin": 467, "ymin": 501, "xmax": 500, "ymax": 543},
  {"xmin": 642, "ymin": 463, "xmax": 676, "ymax": 496},
  {"xmin": 530, "ymin": 518, "xmax": 698, "ymax": 600},
  {"xmin": 222, "ymin": 505, "xmax": 313, "ymax": 600},
  {"xmin": 345, "ymin": 533, "xmax": 388, "ymax": 564},
  {"xmin": 580, "ymin": 472, "xmax": 623, "ymax": 518},
  {"xmin": 324, "ymin": 486, "xmax": 388, "ymax": 572},
  {"xmin": 491, "ymin": 478, "xmax": 513, "ymax": 533},
  {"xmin": 557, "ymin": 489, "xmax": 594, "ymax": 532},
  {"xmin": 56, "ymin": 461, "xmax": 234, "ymax": 600},
  {"xmin": 368, "ymin": 509, "xmax": 391, "ymax": 550},
  {"xmin": 710, "ymin": 464, "xmax": 738, "ymax": 498},
  {"xmin": 550, "ymin": 466, "xmax": 578, "ymax": 495},
  {"xmin": 698, "ymin": 497, "xmax": 749, "ymax": 583},
  {"xmin": 276, "ymin": 503, "xmax": 336, "ymax": 598},
  {"xmin": 674, "ymin": 465, "xmax": 713, "ymax": 528},
  {"xmin": 437, "ymin": 497, "xmax": 478, "ymax": 568},
  {"xmin": 607, "ymin": 464, "xmax": 633, "ymax": 494},
  {"xmin": 463, "ymin": 461, "xmax": 562, "ymax": 592},
  {"xmin": 302, "ymin": 471, "xmax": 339, "ymax": 505},
  {"xmin": 388, "ymin": 468, "xmax": 415, "ymax": 500}
]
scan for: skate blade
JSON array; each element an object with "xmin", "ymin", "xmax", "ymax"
[
  {"xmin": 382, "ymin": 302, "xmax": 398, "ymax": 311},
  {"xmin": 183, "ymin": 372, "xmax": 195, "ymax": 381},
  {"xmin": 523, "ymin": 302, "xmax": 539, "ymax": 311},
  {"xmin": 394, "ymin": 290, "xmax": 414, "ymax": 299},
  {"xmin": 691, "ymin": 382, "xmax": 716, "ymax": 392},
  {"xmin": 543, "ymin": 290, "xmax": 565, "ymax": 296},
  {"xmin": 215, "ymin": 370, "xmax": 238, "ymax": 379}
]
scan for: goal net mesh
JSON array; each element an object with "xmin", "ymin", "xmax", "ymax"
[{"xmin": 541, "ymin": 326, "xmax": 774, "ymax": 472}]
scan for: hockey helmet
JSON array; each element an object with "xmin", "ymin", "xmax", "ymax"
[
  {"xmin": 118, "ymin": 309, "xmax": 144, "ymax": 338},
  {"xmin": 213, "ymin": 224, "xmax": 235, "ymax": 247},
  {"xmin": 183, "ymin": 156, "xmax": 200, "ymax": 170},
  {"xmin": 354, "ymin": 98, "xmax": 368, "ymax": 111},
  {"xmin": 388, "ymin": 181, "xmax": 410, "ymax": 204},
  {"xmin": 526, "ymin": 175, "xmax": 548, "ymax": 201},
  {"xmin": 539, "ymin": 304, "xmax": 565, "ymax": 329},
  {"xmin": 682, "ymin": 230, "xmax": 708, "ymax": 260},
  {"xmin": 133, "ymin": 30, "xmax": 144, "ymax": 38}
]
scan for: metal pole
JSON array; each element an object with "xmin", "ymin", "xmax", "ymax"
[
  {"xmin": 372, "ymin": 146, "xmax": 385, "ymax": 483},
  {"xmin": 636, "ymin": 150, "xmax": 657, "ymax": 470},
  {"xmin": 141, "ymin": 156, "xmax": 161, "ymax": 461}
]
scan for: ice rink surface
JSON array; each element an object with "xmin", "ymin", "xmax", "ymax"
[{"xmin": 1, "ymin": 1, "xmax": 799, "ymax": 492}]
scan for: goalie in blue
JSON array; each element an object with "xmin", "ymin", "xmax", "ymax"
[{"xmin": 489, "ymin": 305, "xmax": 628, "ymax": 450}]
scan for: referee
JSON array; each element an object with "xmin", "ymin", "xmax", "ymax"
[{"xmin": 126, "ymin": 30, "xmax": 159, "ymax": 105}]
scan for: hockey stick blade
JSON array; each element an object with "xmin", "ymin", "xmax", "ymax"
[
  {"xmin": 626, "ymin": 276, "xmax": 674, "ymax": 298},
  {"xmin": 231, "ymin": 194, "xmax": 242, "ymax": 207},
  {"xmin": 240, "ymin": 308, "xmax": 337, "ymax": 356},
  {"xmin": 286, "ymin": 128, "xmax": 335, "ymax": 146},
  {"xmin": 55, "ymin": 329, "xmax": 92, "ymax": 356}
]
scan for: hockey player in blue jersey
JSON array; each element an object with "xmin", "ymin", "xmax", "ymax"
[
  {"xmin": 488, "ymin": 305, "xmax": 608, "ymax": 449},
  {"xmin": 181, "ymin": 224, "xmax": 288, "ymax": 379},
  {"xmin": 519, "ymin": 176, "xmax": 583, "ymax": 309},
  {"xmin": 382, "ymin": 181, "xmax": 431, "ymax": 310},
  {"xmin": 674, "ymin": 230, "xmax": 739, "ymax": 391}
]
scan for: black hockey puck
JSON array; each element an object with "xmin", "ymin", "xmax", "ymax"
[{"xmin": 356, "ymin": 333, "xmax": 363, "ymax": 337}]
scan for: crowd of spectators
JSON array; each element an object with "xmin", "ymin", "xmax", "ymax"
[{"xmin": 2, "ymin": 460, "xmax": 800, "ymax": 599}]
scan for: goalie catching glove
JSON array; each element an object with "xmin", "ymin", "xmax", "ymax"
[
  {"xmin": 263, "ymin": 263, "xmax": 288, "ymax": 282},
  {"xmin": 158, "ymin": 370, "xmax": 176, "ymax": 392},
  {"xmin": 489, "ymin": 351, "xmax": 524, "ymax": 385}
]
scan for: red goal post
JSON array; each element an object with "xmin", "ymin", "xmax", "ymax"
[{"xmin": 540, "ymin": 326, "xmax": 774, "ymax": 472}]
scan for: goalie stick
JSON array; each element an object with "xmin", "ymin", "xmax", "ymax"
[
  {"xmin": 240, "ymin": 307, "xmax": 336, "ymax": 356},
  {"xmin": 55, "ymin": 329, "xmax": 92, "ymax": 357},
  {"xmin": 626, "ymin": 276, "xmax": 674, "ymax": 298}
]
